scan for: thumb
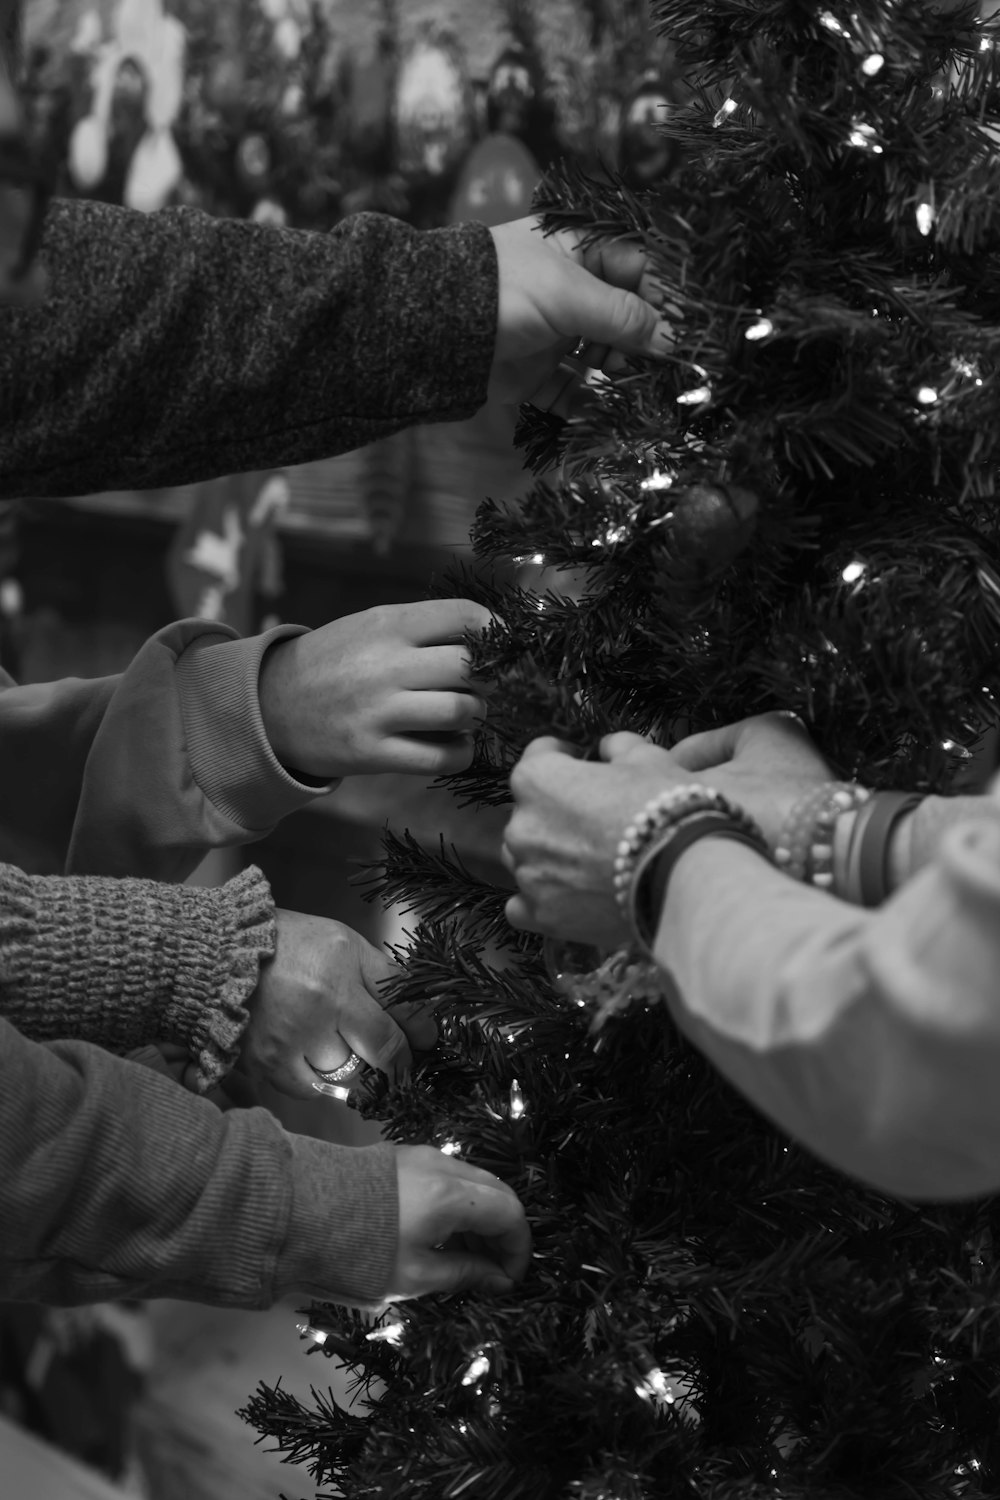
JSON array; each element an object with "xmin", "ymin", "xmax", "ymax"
[{"xmin": 670, "ymin": 723, "xmax": 740, "ymax": 771}]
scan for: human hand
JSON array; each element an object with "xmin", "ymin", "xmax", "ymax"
[
  {"xmin": 502, "ymin": 736, "xmax": 681, "ymax": 946},
  {"xmin": 654, "ymin": 712, "xmax": 835, "ymax": 847},
  {"xmin": 488, "ymin": 216, "xmax": 670, "ymax": 409},
  {"xmin": 387, "ymin": 1144, "xmax": 531, "ymax": 1300},
  {"xmin": 238, "ymin": 909, "xmax": 437, "ymax": 1098},
  {"xmin": 258, "ymin": 599, "xmax": 492, "ymax": 780}
]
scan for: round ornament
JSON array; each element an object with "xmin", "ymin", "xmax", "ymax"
[{"xmin": 654, "ymin": 479, "xmax": 759, "ymax": 612}]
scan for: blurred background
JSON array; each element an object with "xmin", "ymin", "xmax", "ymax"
[{"xmin": 0, "ymin": 2, "xmax": 686, "ymax": 1496}]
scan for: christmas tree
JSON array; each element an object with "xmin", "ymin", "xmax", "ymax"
[{"xmin": 242, "ymin": 2, "xmax": 1000, "ymax": 1496}]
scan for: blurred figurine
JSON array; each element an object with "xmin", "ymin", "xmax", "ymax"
[{"xmin": 617, "ymin": 67, "xmax": 676, "ymax": 187}]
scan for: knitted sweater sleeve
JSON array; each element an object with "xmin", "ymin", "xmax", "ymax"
[
  {"xmin": 0, "ymin": 861, "xmax": 275, "ymax": 1092},
  {"xmin": 0, "ymin": 201, "xmax": 498, "ymax": 497}
]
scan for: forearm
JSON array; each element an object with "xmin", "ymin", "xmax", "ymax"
[
  {"xmin": 886, "ymin": 794, "xmax": 1000, "ymax": 888},
  {"xmin": 0, "ymin": 862, "xmax": 275, "ymax": 1092},
  {"xmin": 0, "ymin": 1015, "xmax": 398, "ymax": 1308},
  {"xmin": 0, "ymin": 201, "xmax": 496, "ymax": 496},
  {"xmin": 654, "ymin": 817, "xmax": 1000, "ymax": 1200}
]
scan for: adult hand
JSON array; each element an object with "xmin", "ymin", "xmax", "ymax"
[
  {"xmin": 238, "ymin": 909, "xmax": 437, "ymax": 1097},
  {"xmin": 503, "ymin": 736, "xmax": 677, "ymax": 946},
  {"xmin": 258, "ymin": 599, "xmax": 491, "ymax": 780},
  {"xmin": 387, "ymin": 1145, "xmax": 532, "ymax": 1299},
  {"xmin": 488, "ymin": 216, "xmax": 670, "ymax": 409},
  {"xmin": 652, "ymin": 711, "xmax": 834, "ymax": 846}
]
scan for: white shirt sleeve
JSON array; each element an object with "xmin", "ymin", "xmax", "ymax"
[{"xmin": 654, "ymin": 775, "xmax": 1000, "ymax": 1200}]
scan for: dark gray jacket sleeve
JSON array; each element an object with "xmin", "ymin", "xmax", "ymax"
[
  {"xmin": 0, "ymin": 200, "xmax": 497, "ymax": 497},
  {"xmin": 0, "ymin": 1013, "xmax": 399, "ymax": 1308}
]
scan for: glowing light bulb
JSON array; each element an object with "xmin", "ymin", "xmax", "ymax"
[
  {"xmin": 602, "ymin": 524, "xmax": 629, "ymax": 545},
  {"xmin": 862, "ymin": 52, "xmax": 884, "ymax": 76},
  {"xmin": 745, "ymin": 317, "xmax": 773, "ymax": 341},
  {"xmin": 461, "ymin": 1348, "xmax": 491, "ymax": 1387},
  {"xmin": 635, "ymin": 1367, "xmax": 676, "ymax": 1403},
  {"xmin": 296, "ymin": 1323, "xmax": 329, "ymax": 1347},
  {"xmin": 847, "ymin": 121, "xmax": 882, "ymax": 152},
  {"xmin": 640, "ymin": 469, "xmax": 673, "ymax": 491},
  {"xmin": 530, "ymin": 552, "xmax": 545, "ymax": 565},
  {"xmin": 916, "ymin": 386, "xmax": 938, "ymax": 405},
  {"xmin": 713, "ymin": 97, "xmax": 737, "ymax": 127},
  {"xmin": 819, "ymin": 11, "xmax": 847, "ymax": 34},
  {"xmin": 510, "ymin": 1079, "xmax": 526, "ymax": 1118},
  {"xmin": 677, "ymin": 385, "xmax": 711, "ymax": 406},
  {"xmin": 439, "ymin": 1139, "xmax": 462, "ymax": 1156},
  {"xmin": 841, "ymin": 559, "xmax": 866, "ymax": 583},
  {"xmin": 916, "ymin": 201, "xmax": 934, "ymax": 236},
  {"xmin": 366, "ymin": 1321, "xmax": 405, "ymax": 1345}
]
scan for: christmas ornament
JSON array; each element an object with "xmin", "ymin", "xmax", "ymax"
[{"xmin": 652, "ymin": 479, "xmax": 759, "ymax": 613}]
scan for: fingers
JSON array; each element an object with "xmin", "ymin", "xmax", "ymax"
[
  {"xmin": 600, "ymin": 730, "xmax": 653, "ymax": 761},
  {"xmin": 437, "ymin": 1168, "xmax": 533, "ymax": 1283},
  {"xmin": 505, "ymin": 892, "xmax": 540, "ymax": 932},
  {"xmin": 387, "ymin": 690, "xmax": 487, "ymax": 736},
  {"xmin": 668, "ymin": 722, "xmax": 740, "ymax": 771},
  {"xmin": 395, "ymin": 598, "xmax": 494, "ymax": 646},
  {"xmin": 553, "ymin": 254, "xmax": 669, "ymax": 360},
  {"xmin": 405, "ymin": 643, "xmax": 490, "ymax": 692},
  {"xmin": 378, "ymin": 731, "xmax": 480, "ymax": 777},
  {"xmin": 517, "ymin": 735, "xmax": 583, "ymax": 764}
]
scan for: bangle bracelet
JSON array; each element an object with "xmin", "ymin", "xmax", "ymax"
[
  {"xmin": 611, "ymin": 784, "xmax": 758, "ymax": 928},
  {"xmin": 854, "ymin": 791, "xmax": 924, "ymax": 907},
  {"xmin": 774, "ymin": 782, "xmax": 871, "ymax": 886},
  {"xmin": 629, "ymin": 813, "xmax": 772, "ymax": 956}
]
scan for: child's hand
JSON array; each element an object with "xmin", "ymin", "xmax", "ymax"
[{"xmin": 257, "ymin": 599, "xmax": 491, "ymax": 779}]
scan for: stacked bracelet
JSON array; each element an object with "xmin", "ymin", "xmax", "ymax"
[
  {"xmin": 842, "ymin": 790, "xmax": 923, "ymax": 907},
  {"xmin": 774, "ymin": 782, "xmax": 872, "ymax": 888},
  {"xmin": 611, "ymin": 786, "xmax": 771, "ymax": 958}
]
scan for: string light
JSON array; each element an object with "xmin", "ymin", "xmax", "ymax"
[
  {"xmin": 460, "ymin": 1348, "xmax": 492, "ymax": 1387},
  {"xmin": 640, "ymin": 469, "xmax": 673, "ymax": 491},
  {"xmin": 841, "ymin": 559, "xmax": 866, "ymax": 583},
  {"xmin": 861, "ymin": 52, "xmax": 884, "ymax": 76},
  {"xmin": 713, "ymin": 97, "xmax": 737, "ymax": 127},
  {"xmin": 916, "ymin": 386, "xmax": 938, "ymax": 405},
  {"xmin": 439, "ymin": 1139, "xmax": 462, "ymax": 1156},
  {"xmin": 916, "ymin": 201, "xmax": 934, "ymax": 236},
  {"xmin": 847, "ymin": 120, "xmax": 882, "ymax": 153},
  {"xmin": 745, "ymin": 317, "xmax": 773, "ymax": 341},
  {"xmin": 296, "ymin": 1323, "xmax": 329, "ymax": 1347},
  {"xmin": 677, "ymin": 385, "xmax": 711, "ymax": 406},
  {"xmin": 366, "ymin": 1321, "xmax": 405, "ymax": 1346},
  {"xmin": 819, "ymin": 11, "xmax": 849, "ymax": 36},
  {"xmin": 509, "ymin": 1079, "xmax": 526, "ymax": 1119},
  {"xmin": 941, "ymin": 739, "xmax": 973, "ymax": 759}
]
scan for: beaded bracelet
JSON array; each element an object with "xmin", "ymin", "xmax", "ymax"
[
  {"xmin": 774, "ymin": 782, "xmax": 872, "ymax": 887},
  {"xmin": 628, "ymin": 811, "xmax": 772, "ymax": 955},
  {"xmin": 611, "ymin": 785, "xmax": 764, "ymax": 930}
]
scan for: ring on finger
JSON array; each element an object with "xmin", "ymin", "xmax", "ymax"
[{"xmin": 309, "ymin": 1053, "xmax": 362, "ymax": 1086}]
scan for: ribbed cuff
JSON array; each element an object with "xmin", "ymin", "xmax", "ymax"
[
  {"xmin": 0, "ymin": 862, "xmax": 276, "ymax": 1091},
  {"xmin": 175, "ymin": 623, "xmax": 336, "ymax": 832},
  {"xmin": 278, "ymin": 1137, "xmax": 399, "ymax": 1306}
]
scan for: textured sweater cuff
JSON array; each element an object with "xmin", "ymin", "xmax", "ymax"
[
  {"xmin": 278, "ymin": 1137, "xmax": 399, "ymax": 1305},
  {"xmin": 175, "ymin": 624, "xmax": 336, "ymax": 832},
  {"xmin": 0, "ymin": 862, "xmax": 276, "ymax": 1092}
]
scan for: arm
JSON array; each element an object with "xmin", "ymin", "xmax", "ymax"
[
  {"xmin": 655, "ymin": 798, "xmax": 1000, "ymax": 1200},
  {"xmin": 0, "ymin": 201, "xmax": 497, "ymax": 496},
  {"xmin": 0, "ymin": 620, "xmax": 331, "ymax": 880},
  {"xmin": 0, "ymin": 1012, "xmax": 399, "ymax": 1308}
]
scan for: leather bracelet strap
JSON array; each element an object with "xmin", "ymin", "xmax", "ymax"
[
  {"xmin": 631, "ymin": 813, "xmax": 772, "ymax": 955},
  {"xmin": 856, "ymin": 791, "xmax": 924, "ymax": 908}
]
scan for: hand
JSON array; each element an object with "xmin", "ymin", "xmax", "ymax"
[
  {"xmin": 238, "ymin": 910, "xmax": 437, "ymax": 1098},
  {"xmin": 387, "ymin": 1145, "xmax": 531, "ymax": 1299},
  {"xmin": 503, "ymin": 736, "xmax": 678, "ymax": 946},
  {"xmin": 258, "ymin": 599, "xmax": 492, "ymax": 780},
  {"xmin": 488, "ymin": 216, "xmax": 670, "ymax": 408},
  {"xmin": 652, "ymin": 712, "xmax": 834, "ymax": 847}
]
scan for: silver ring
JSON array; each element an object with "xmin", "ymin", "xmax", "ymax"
[
  {"xmin": 571, "ymin": 337, "xmax": 588, "ymax": 358},
  {"xmin": 309, "ymin": 1053, "xmax": 362, "ymax": 1085}
]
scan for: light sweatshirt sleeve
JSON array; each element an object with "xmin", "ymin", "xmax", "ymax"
[
  {"xmin": 0, "ymin": 200, "xmax": 497, "ymax": 497},
  {"xmin": 0, "ymin": 1014, "xmax": 398, "ymax": 1308},
  {"xmin": 653, "ymin": 779, "xmax": 1000, "ymax": 1202},
  {"xmin": 0, "ymin": 861, "xmax": 275, "ymax": 1093},
  {"xmin": 0, "ymin": 619, "xmax": 334, "ymax": 880}
]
